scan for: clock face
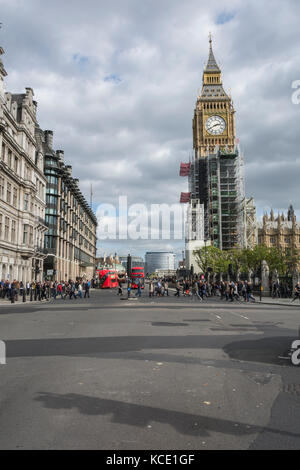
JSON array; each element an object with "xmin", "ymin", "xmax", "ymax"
[{"xmin": 205, "ymin": 115, "xmax": 226, "ymax": 135}]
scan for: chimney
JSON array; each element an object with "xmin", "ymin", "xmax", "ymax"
[
  {"xmin": 66, "ymin": 165, "xmax": 72, "ymax": 176},
  {"xmin": 44, "ymin": 130, "xmax": 53, "ymax": 148},
  {"xmin": 56, "ymin": 150, "xmax": 64, "ymax": 162}
]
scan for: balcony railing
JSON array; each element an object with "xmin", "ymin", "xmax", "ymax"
[{"xmin": 34, "ymin": 246, "xmax": 49, "ymax": 255}]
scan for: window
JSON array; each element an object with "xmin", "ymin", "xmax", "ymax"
[
  {"xmin": 7, "ymin": 150, "xmax": 12, "ymax": 167},
  {"xmin": 0, "ymin": 176, "xmax": 4, "ymax": 198},
  {"xmin": 5, "ymin": 217, "xmax": 9, "ymax": 240},
  {"xmin": 284, "ymin": 237, "xmax": 290, "ymax": 244},
  {"xmin": 0, "ymin": 213, "xmax": 2, "ymax": 238},
  {"xmin": 29, "ymin": 226, "xmax": 33, "ymax": 246},
  {"xmin": 1, "ymin": 143, "xmax": 5, "ymax": 160},
  {"xmin": 46, "ymin": 175, "xmax": 58, "ymax": 185},
  {"xmin": 24, "ymin": 194, "xmax": 29, "ymax": 211},
  {"xmin": 13, "ymin": 188, "xmax": 18, "ymax": 207},
  {"xmin": 45, "ymin": 157, "xmax": 56, "ymax": 167},
  {"xmin": 14, "ymin": 157, "xmax": 18, "ymax": 173},
  {"xmin": 270, "ymin": 237, "xmax": 275, "ymax": 244},
  {"xmin": 11, "ymin": 220, "xmax": 16, "ymax": 243},
  {"xmin": 6, "ymin": 183, "xmax": 11, "ymax": 204},
  {"xmin": 45, "ymin": 215, "xmax": 57, "ymax": 227},
  {"xmin": 23, "ymin": 224, "xmax": 28, "ymax": 244}
]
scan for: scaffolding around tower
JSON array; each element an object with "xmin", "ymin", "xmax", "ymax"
[{"xmin": 188, "ymin": 145, "xmax": 246, "ymax": 250}]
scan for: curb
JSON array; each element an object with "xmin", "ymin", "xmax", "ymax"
[
  {"xmin": 254, "ymin": 299, "xmax": 300, "ymax": 308},
  {"xmin": 0, "ymin": 299, "xmax": 53, "ymax": 307}
]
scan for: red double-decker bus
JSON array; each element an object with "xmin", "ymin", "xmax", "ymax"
[
  {"xmin": 97, "ymin": 269, "xmax": 119, "ymax": 289},
  {"xmin": 131, "ymin": 267, "xmax": 145, "ymax": 289}
]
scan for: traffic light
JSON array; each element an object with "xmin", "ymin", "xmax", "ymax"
[{"xmin": 127, "ymin": 254, "xmax": 132, "ymax": 278}]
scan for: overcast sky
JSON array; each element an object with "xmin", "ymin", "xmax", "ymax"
[{"xmin": 1, "ymin": 0, "xmax": 300, "ymax": 260}]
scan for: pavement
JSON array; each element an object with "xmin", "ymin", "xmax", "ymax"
[
  {"xmin": 254, "ymin": 296, "xmax": 300, "ymax": 307},
  {"xmin": 0, "ymin": 289, "xmax": 300, "ymax": 450}
]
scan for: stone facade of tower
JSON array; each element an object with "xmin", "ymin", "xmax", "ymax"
[
  {"xmin": 193, "ymin": 36, "xmax": 236, "ymax": 158},
  {"xmin": 188, "ymin": 38, "xmax": 252, "ymax": 250}
]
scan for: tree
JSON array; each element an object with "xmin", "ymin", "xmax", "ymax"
[
  {"xmin": 285, "ymin": 247, "xmax": 300, "ymax": 274},
  {"xmin": 193, "ymin": 246, "xmax": 229, "ymax": 276}
]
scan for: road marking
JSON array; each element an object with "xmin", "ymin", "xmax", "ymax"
[{"xmin": 227, "ymin": 311, "xmax": 249, "ymax": 320}]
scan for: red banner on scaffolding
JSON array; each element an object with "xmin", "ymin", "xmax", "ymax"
[
  {"xmin": 180, "ymin": 162, "xmax": 191, "ymax": 177},
  {"xmin": 180, "ymin": 192, "xmax": 191, "ymax": 203}
]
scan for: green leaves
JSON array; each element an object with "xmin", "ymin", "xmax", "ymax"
[
  {"xmin": 193, "ymin": 246, "xmax": 230, "ymax": 274},
  {"xmin": 193, "ymin": 245, "xmax": 300, "ymax": 276}
]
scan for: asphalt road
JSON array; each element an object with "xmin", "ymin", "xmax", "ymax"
[{"xmin": 0, "ymin": 289, "xmax": 300, "ymax": 450}]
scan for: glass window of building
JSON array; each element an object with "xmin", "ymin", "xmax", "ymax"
[
  {"xmin": 24, "ymin": 194, "xmax": 29, "ymax": 211},
  {"xmin": 6, "ymin": 183, "xmax": 11, "ymax": 204},
  {"xmin": 5, "ymin": 217, "xmax": 9, "ymax": 240},
  {"xmin": 23, "ymin": 224, "xmax": 28, "ymax": 244},
  {"xmin": 11, "ymin": 220, "xmax": 16, "ymax": 243}
]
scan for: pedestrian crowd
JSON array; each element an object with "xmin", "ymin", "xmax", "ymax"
[
  {"xmin": 172, "ymin": 279, "xmax": 256, "ymax": 302},
  {"xmin": 0, "ymin": 279, "xmax": 96, "ymax": 303},
  {"xmin": 270, "ymin": 280, "xmax": 293, "ymax": 299},
  {"xmin": 148, "ymin": 280, "xmax": 169, "ymax": 297}
]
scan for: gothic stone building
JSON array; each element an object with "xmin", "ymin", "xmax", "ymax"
[
  {"xmin": 258, "ymin": 206, "xmax": 300, "ymax": 256},
  {"xmin": 0, "ymin": 47, "xmax": 48, "ymax": 282}
]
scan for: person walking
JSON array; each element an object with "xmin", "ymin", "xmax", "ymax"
[
  {"xmin": 220, "ymin": 281, "xmax": 226, "ymax": 300},
  {"xmin": 246, "ymin": 282, "xmax": 256, "ymax": 302},
  {"xmin": 164, "ymin": 280, "xmax": 169, "ymax": 297},
  {"xmin": 291, "ymin": 283, "xmax": 300, "ymax": 302},
  {"xmin": 174, "ymin": 280, "xmax": 181, "ymax": 297},
  {"xmin": 233, "ymin": 282, "xmax": 240, "ymax": 301},
  {"xmin": 225, "ymin": 282, "xmax": 230, "ymax": 301},
  {"xmin": 69, "ymin": 281, "xmax": 77, "ymax": 300},
  {"xmin": 191, "ymin": 281, "xmax": 198, "ymax": 301},
  {"xmin": 149, "ymin": 281, "xmax": 154, "ymax": 298},
  {"xmin": 56, "ymin": 282, "xmax": 63, "ymax": 299},
  {"xmin": 117, "ymin": 280, "xmax": 123, "ymax": 296},
  {"xmin": 78, "ymin": 282, "xmax": 83, "ymax": 299},
  {"xmin": 84, "ymin": 280, "xmax": 90, "ymax": 298},
  {"xmin": 242, "ymin": 281, "xmax": 247, "ymax": 301},
  {"xmin": 52, "ymin": 281, "xmax": 57, "ymax": 300},
  {"xmin": 136, "ymin": 278, "xmax": 142, "ymax": 298}
]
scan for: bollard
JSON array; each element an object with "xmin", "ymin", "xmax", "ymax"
[
  {"xmin": 30, "ymin": 288, "xmax": 33, "ymax": 301},
  {"xmin": 23, "ymin": 289, "xmax": 26, "ymax": 303},
  {"xmin": 34, "ymin": 289, "xmax": 37, "ymax": 301},
  {"xmin": 11, "ymin": 290, "xmax": 15, "ymax": 303},
  {"xmin": 38, "ymin": 290, "xmax": 41, "ymax": 301}
]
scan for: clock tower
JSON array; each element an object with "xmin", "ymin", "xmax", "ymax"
[
  {"xmin": 185, "ymin": 36, "xmax": 250, "ymax": 251},
  {"xmin": 193, "ymin": 35, "xmax": 236, "ymax": 158}
]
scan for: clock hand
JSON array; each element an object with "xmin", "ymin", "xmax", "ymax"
[{"xmin": 208, "ymin": 123, "xmax": 220, "ymax": 131}]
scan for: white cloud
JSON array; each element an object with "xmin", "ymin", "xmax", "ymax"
[{"xmin": 1, "ymin": 0, "xmax": 299, "ymax": 257}]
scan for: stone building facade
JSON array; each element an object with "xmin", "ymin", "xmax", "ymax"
[
  {"xmin": 258, "ymin": 206, "xmax": 300, "ymax": 254},
  {"xmin": 43, "ymin": 132, "xmax": 97, "ymax": 281},
  {"xmin": 0, "ymin": 47, "xmax": 48, "ymax": 282}
]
